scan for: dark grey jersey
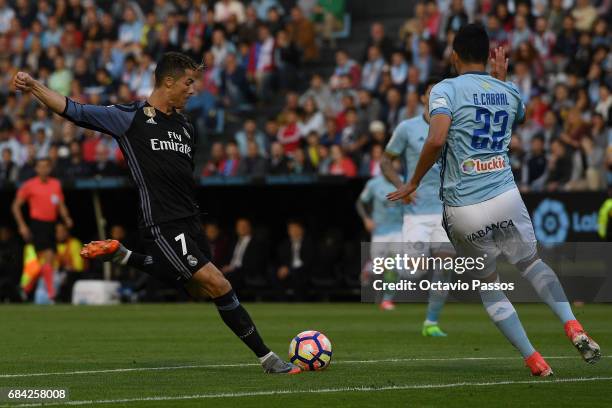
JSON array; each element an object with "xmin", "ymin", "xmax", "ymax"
[{"xmin": 61, "ymin": 98, "xmax": 199, "ymax": 228}]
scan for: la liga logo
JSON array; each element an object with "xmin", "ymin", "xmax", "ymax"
[{"xmin": 461, "ymin": 156, "xmax": 506, "ymax": 174}]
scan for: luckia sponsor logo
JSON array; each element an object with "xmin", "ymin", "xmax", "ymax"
[{"xmin": 461, "ymin": 155, "xmax": 506, "ymax": 174}]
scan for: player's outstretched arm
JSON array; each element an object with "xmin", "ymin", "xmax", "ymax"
[
  {"xmin": 13, "ymin": 71, "xmax": 134, "ymax": 138},
  {"xmin": 13, "ymin": 72, "xmax": 67, "ymax": 114},
  {"xmin": 387, "ymin": 114, "xmax": 451, "ymax": 202}
]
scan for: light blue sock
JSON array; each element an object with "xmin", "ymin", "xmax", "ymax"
[
  {"xmin": 480, "ymin": 284, "xmax": 536, "ymax": 358},
  {"xmin": 522, "ymin": 260, "xmax": 576, "ymax": 324},
  {"xmin": 425, "ymin": 267, "xmax": 449, "ymax": 323}
]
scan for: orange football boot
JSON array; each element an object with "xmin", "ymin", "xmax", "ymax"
[{"xmin": 525, "ymin": 351, "xmax": 553, "ymax": 377}]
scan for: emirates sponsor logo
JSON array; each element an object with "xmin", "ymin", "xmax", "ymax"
[{"xmin": 461, "ymin": 156, "xmax": 506, "ymax": 174}]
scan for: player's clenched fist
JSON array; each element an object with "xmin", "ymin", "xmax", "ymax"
[{"xmin": 13, "ymin": 71, "xmax": 34, "ymax": 93}]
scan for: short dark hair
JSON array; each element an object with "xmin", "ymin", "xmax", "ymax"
[
  {"xmin": 154, "ymin": 52, "xmax": 203, "ymax": 87},
  {"xmin": 453, "ymin": 23, "xmax": 490, "ymax": 65}
]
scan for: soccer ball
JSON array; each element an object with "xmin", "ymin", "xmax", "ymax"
[{"xmin": 289, "ymin": 330, "xmax": 332, "ymax": 371}]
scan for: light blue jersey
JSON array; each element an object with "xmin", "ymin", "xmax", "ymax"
[
  {"xmin": 385, "ymin": 115, "xmax": 443, "ymax": 215},
  {"xmin": 429, "ymin": 72, "xmax": 525, "ymax": 207},
  {"xmin": 359, "ymin": 175, "xmax": 404, "ymax": 236}
]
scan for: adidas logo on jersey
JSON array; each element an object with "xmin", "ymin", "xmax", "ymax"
[
  {"xmin": 461, "ymin": 155, "xmax": 506, "ymax": 175},
  {"xmin": 146, "ymin": 117, "xmax": 157, "ymax": 125}
]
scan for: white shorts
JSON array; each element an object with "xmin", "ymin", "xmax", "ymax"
[
  {"xmin": 402, "ymin": 213, "xmax": 453, "ymax": 256},
  {"xmin": 443, "ymin": 187, "xmax": 537, "ymax": 278},
  {"xmin": 370, "ymin": 231, "xmax": 403, "ymax": 259}
]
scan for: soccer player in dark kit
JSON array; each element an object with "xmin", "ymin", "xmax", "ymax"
[{"xmin": 13, "ymin": 52, "xmax": 300, "ymax": 374}]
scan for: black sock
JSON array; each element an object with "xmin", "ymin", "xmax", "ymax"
[{"xmin": 213, "ymin": 289, "xmax": 270, "ymax": 358}]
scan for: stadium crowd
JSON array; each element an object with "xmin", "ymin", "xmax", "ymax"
[{"xmin": 0, "ymin": 0, "xmax": 610, "ymax": 192}]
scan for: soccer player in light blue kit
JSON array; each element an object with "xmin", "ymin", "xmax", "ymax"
[
  {"xmin": 356, "ymin": 160, "xmax": 404, "ymax": 311},
  {"xmin": 388, "ymin": 24, "xmax": 601, "ymax": 376},
  {"xmin": 381, "ymin": 80, "xmax": 453, "ymax": 336}
]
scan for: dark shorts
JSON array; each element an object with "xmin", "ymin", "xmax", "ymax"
[
  {"xmin": 30, "ymin": 220, "xmax": 56, "ymax": 252},
  {"xmin": 140, "ymin": 216, "xmax": 211, "ymax": 283}
]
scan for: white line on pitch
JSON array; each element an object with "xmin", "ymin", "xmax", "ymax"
[
  {"xmin": 0, "ymin": 355, "xmax": 604, "ymax": 379},
  {"xmin": 3, "ymin": 376, "xmax": 612, "ymax": 407}
]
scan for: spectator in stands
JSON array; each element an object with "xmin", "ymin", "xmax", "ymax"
[
  {"xmin": 268, "ymin": 141, "xmax": 289, "ymax": 174},
  {"xmin": 413, "ymin": 39, "xmax": 432, "ymax": 83},
  {"xmin": 220, "ymin": 52, "xmax": 253, "ymax": 113},
  {"xmin": 0, "ymin": 147, "xmax": 17, "ymax": 185},
  {"xmin": 220, "ymin": 141, "xmax": 241, "ymax": 177},
  {"xmin": 523, "ymin": 134, "xmax": 548, "ymax": 192},
  {"xmin": 340, "ymin": 108, "xmax": 366, "ymax": 154},
  {"xmin": 368, "ymin": 120, "xmax": 387, "ymax": 147},
  {"xmin": 360, "ymin": 143, "xmax": 383, "ymax": 177},
  {"xmin": 356, "ymin": 89, "xmax": 381, "ymax": 135},
  {"xmin": 265, "ymin": 6, "xmax": 284, "ymax": 35},
  {"xmin": 91, "ymin": 143, "xmax": 121, "ymax": 177},
  {"xmin": 390, "ymin": 51, "xmax": 408, "ymax": 88},
  {"xmin": 118, "ymin": 6, "xmax": 143, "ymax": 46},
  {"xmin": 362, "ymin": 22, "xmax": 394, "ymax": 62},
  {"xmin": 330, "ymin": 50, "xmax": 360, "ymax": 89},
  {"xmin": 286, "ymin": 6, "xmax": 318, "ymax": 62},
  {"xmin": 289, "ymin": 147, "xmax": 315, "ymax": 174},
  {"xmin": 275, "ymin": 29, "xmax": 301, "ymax": 91},
  {"xmin": 18, "ymin": 145, "xmax": 37, "ymax": 182},
  {"xmin": 596, "ymin": 84, "xmax": 612, "ymax": 122},
  {"xmin": 328, "ymin": 145, "xmax": 357, "ymax": 177},
  {"xmin": 320, "ymin": 117, "xmax": 341, "ymax": 147},
  {"xmin": 312, "ymin": 0, "xmax": 345, "ymax": 48},
  {"xmin": 214, "ymin": 0, "xmax": 246, "ymax": 24},
  {"xmin": 546, "ymin": 139, "xmax": 573, "ymax": 191},
  {"xmin": 572, "ymin": 0, "xmax": 598, "ymax": 32},
  {"xmin": 238, "ymin": 140, "xmax": 267, "ymax": 178},
  {"xmin": 235, "ymin": 119, "xmax": 266, "ymax": 157},
  {"xmin": 61, "ymin": 141, "xmax": 91, "ymax": 181},
  {"xmin": 381, "ymin": 88, "xmax": 403, "ymax": 132},
  {"xmin": 248, "ymin": 24, "xmax": 276, "ymax": 100},
  {"xmin": 400, "ymin": 91, "xmax": 422, "ymax": 121},
  {"xmin": 49, "ymin": 55, "xmax": 72, "ymax": 97},
  {"xmin": 263, "ymin": 117, "xmax": 280, "ymax": 147},
  {"xmin": 276, "ymin": 109, "xmax": 301, "ymax": 156},
  {"xmin": 580, "ymin": 135, "xmax": 607, "ymax": 190},
  {"xmin": 211, "ymin": 29, "xmax": 236, "ymax": 68},
  {"xmin": 445, "ymin": 0, "xmax": 468, "ymax": 34},
  {"xmin": 300, "ymin": 97, "xmax": 325, "ymax": 137},
  {"xmin": 204, "ymin": 220, "xmax": 230, "ymax": 267},
  {"xmin": 222, "ymin": 218, "xmax": 266, "ymax": 290},
  {"xmin": 361, "ymin": 45, "xmax": 385, "ymax": 92},
  {"xmin": 316, "ymin": 144, "xmax": 331, "ymax": 174},
  {"xmin": 252, "ymin": 0, "xmax": 284, "ymax": 20},
  {"xmin": 299, "ymin": 73, "xmax": 332, "ymax": 113},
  {"xmin": 273, "ymin": 219, "xmax": 314, "ymax": 299}
]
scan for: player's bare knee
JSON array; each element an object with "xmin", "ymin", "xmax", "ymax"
[{"xmin": 192, "ymin": 262, "xmax": 231, "ymax": 298}]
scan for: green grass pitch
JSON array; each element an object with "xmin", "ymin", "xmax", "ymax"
[{"xmin": 0, "ymin": 303, "xmax": 610, "ymax": 407}]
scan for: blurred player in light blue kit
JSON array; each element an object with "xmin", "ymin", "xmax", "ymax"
[
  {"xmin": 381, "ymin": 80, "xmax": 453, "ymax": 337},
  {"xmin": 388, "ymin": 23, "xmax": 601, "ymax": 376},
  {"xmin": 356, "ymin": 159, "xmax": 404, "ymax": 311}
]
